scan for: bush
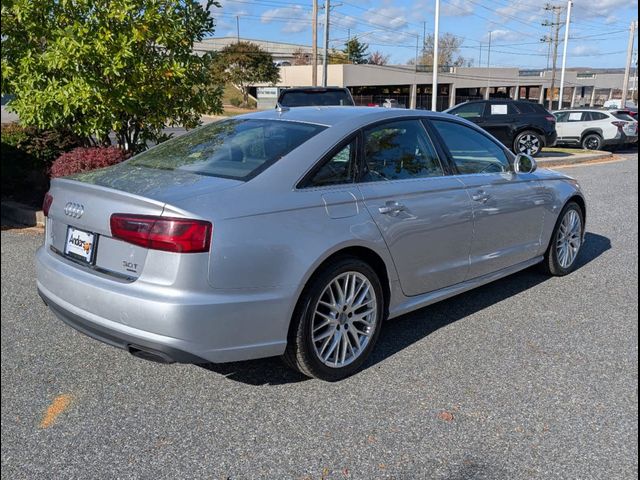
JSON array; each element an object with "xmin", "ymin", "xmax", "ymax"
[
  {"xmin": 50, "ymin": 147, "xmax": 129, "ymax": 178},
  {"xmin": 1, "ymin": 123, "xmax": 82, "ymax": 205},
  {"xmin": 229, "ymin": 97, "xmax": 243, "ymax": 107}
]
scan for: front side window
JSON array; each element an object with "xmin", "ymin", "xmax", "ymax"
[
  {"xmin": 450, "ymin": 102, "xmax": 485, "ymax": 119},
  {"xmin": 306, "ymin": 139, "xmax": 356, "ymax": 187},
  {"xmin": 431, "ymin": 120, "xmax": 510, "ymax": 174},
  {"xmin": 127, "ymin": 119, "xmax": 326, "ymax": 180},
  {"xmin": 362, "ymin": 120, "xmax": 443, "ymax": 182}
]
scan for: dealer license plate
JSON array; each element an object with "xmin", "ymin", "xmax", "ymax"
[{"xmin": 64, "ymin": 227, "xmax": 97, "ymax": 264}]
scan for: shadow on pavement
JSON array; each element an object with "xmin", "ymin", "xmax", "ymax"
[{"xmin": 198, "ymin": 232, "xmax": 611, "ymax": 385}]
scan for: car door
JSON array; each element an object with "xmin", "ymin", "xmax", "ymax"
[
  {"xmin": 448, "ymin": 101, "xmax": 487, "ymax": 126},
  {"xmin": 429, "ymin": 119, "xmax": 546, "ymax": 279},
  {"xmin": 356, "ymin": 119, "xmax": 474, "ymax": 296},
  {"xmin": 479, "ymin": 101, "xmax": 520, "ymax": 147},
  {"xmin": 563, "ymin": 111, "xmax": 589, "ymax": 143}
]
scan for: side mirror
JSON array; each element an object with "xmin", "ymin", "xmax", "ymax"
[{"xmin": 514, "ymin": 153, "xmax": 537, "ymax": 174}]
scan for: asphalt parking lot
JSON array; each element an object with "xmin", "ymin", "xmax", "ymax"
[{"xmin": 1, "ymin": 154, "xmax": 637, "ymax": 480}]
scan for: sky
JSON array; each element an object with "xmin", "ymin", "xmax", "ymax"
[{"xmin": 207, "ymin": 0, "xmax": 639, "ymax": 69}]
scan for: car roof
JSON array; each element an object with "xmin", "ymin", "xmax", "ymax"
[
  {"xmin": 234, "ymin": 106, "xmax": 452, "ymax": 127},
  {"xmin": 552, "ymin": 108, "xmax": 612, "ymax": 112},
  {"xmin": 279, "ymin": 87, "xmax": 349, "ymax": 92}
]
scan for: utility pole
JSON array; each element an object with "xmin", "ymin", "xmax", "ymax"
[
  {"xmin": 540, "ymin": 35, "xmax": 552, "ymax": 70},
  {"xmin": 431, "ymin": 0, "xmax": 440, "ymax": 111},
  {"xmin": 347, "ymin": 28, "xmax": 351, "ymax": 63},
  {"xmin": 632, "ymin": 51, "xmax": 638, "ymax": 104},
  {"xmin": 478, "ymin": 42, "xmax": 482, "ymax": 67},
  {"xmin": 622, "ymin": 20, "xmax": 637, "ymax": 107},
  {"xmin": 542, "ymin": 4, "xmax": 564, "ymax": 109},
  {"xmin": 486, "ymin": 30, "xmax": 492, "ymax": 100},
  {"xmin": 236, "ymin": 16, "xmax": 240, "ymax": 43},
  {"xmin": 312, "ymin": 0, "xmax": 318, "ymax": 86},
  {"xmin": 322, "ymin": 0, "xmax": 330, "ymax": 87},
  {"xmin": 558, "ymin": 0, "xmax": 572, "ymax": 109},
  {"xmin": 487, "ymin": 30, "xmax": 492, "ymax": 68}
]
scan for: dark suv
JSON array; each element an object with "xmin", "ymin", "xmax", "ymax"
[
  {"xmin": 277, "ymin": 87, "xmax": 355, "ymax": 108},
  {"xmin": 446, "ymin": 99, "xmax": 557, "ymax": 156}
]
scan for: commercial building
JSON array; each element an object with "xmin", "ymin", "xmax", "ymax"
[{"xmin": 256, "ymin": 63, "xmax": 633, "ymax": 110}]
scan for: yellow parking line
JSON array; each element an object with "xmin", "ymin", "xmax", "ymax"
[{"xmin": 40, "ymin": 394, "xmax": 72, "ymax": 429}]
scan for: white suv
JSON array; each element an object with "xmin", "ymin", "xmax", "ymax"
[{"xmin": 553, "ymin": 109, "xmax": 638, "ymax": 150}]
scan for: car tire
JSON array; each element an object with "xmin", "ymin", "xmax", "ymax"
[
  {"xmin": 282, "ymin": 256, "xmax": 384, "ymax": 381},
  {"xmin": 513, "ymin": 131, "xmax": 543, "ymax": 157},
  {"xmin": 541, "ymin": 201, "xmax": 584, "ymax": 276},
  {"xmin": 581, "ymin": 133, "xmax": 603, "ymax": 150}
]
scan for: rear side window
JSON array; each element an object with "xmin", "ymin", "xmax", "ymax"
[
  {"xmin": 431, "ymin": 120, "xmax": 510, "ymax": 174},
  {"xmin": 278, "ymin": 90, "xmax": 354, "ymax": 107},
  {"xmin": 450, "ymin": 102, "xmax": 485, "ymax": 119},
  {"xmin": 487, "ymin": 103, "xmax": 518, "ymax": 115},
  {"xmin": 306, "ymin": 139, "xmax": 357, "ymax": 187},
  {"xmin": 127, "ymin": 119, "xmax": 325, "ymax": 180},
  {"xmin": 362, "ymin": 120, "xmax": 443, "ymax": 182}
]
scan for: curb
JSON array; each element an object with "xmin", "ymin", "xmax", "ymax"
[
  {"xmin": 537, "ymin": 150, "xmax": 613, "ymax": 168},
  {"xmin": 1, "ymin": 201, "xmax": 45, "ymax": 228}
]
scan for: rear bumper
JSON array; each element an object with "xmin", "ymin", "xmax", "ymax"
[
  {"xmin": 544, "ymin": 131, "xmax": 558, "ymax": 147},
  {"xmin": 36, "ymin": 246, "xmax": 292, "ymax": 363}
]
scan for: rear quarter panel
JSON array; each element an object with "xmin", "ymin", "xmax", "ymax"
[{"xmin": 535, "ymin": 168, "xmax": 586, "ymax": 255}]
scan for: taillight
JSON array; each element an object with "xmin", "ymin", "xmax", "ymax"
[
  {"xmin": 545, "ymin": 115, "xmax": 556, "ymax": 123},
  {"xmin": 42, "ymin": 193, "xmax": 53, "ymax": 217},
  {"xmin": 110, "ymin": 214, "xmax": 212, "ymax": 253},
  {"xmin": 612, "ymin": 121, "xmax": 626, "ymax": 130}
]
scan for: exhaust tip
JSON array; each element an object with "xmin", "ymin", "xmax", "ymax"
[{"xmin": 128, "ymin": 345, "xmax": 175, "ymax": 364}]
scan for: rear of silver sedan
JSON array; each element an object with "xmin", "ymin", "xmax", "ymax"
[
  {"xmin": 35, "ymin": 118, "xmax": 327, "ymax": 364},
  {"xmin": 36, "ymin": 180, "xmax": 296, "ymax": 364}
]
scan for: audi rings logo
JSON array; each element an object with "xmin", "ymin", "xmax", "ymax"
[{"xmin": 64, "ymin": 202, "xmax": 84, "ymax": 219}]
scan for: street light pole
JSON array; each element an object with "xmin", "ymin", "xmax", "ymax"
[
  {"xmin": 431, "ymin": 0, "xmax": 440, "ymax": 111},
  {"xmin": 312, "ymin": 0, "xmax": 318, "ymax": 86},
  {"xmin": 622, "ymin": 20, "xmax": 637, "ymax": 107},
  {"xmin": 558, "ymin": 0, "xmax": 572, "ymax": 109},
  {"xmin": 322, "ymin": 0, "xmax": 330, "ymax": 87}
]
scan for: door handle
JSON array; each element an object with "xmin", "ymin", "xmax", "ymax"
[
  {"xmin": 471, "ymin": 190, "xmax": 490, "ymax": 203},
  {"xmin": 378, "ymin": 201, "xmax": 406, "ymax": 215}
]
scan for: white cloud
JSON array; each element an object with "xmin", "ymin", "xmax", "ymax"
[
  {"xmin": 572, "ymin": 45, "xmax": 600, "ymax": 56},
  {"xmin": 442, "ymin": 0, "xmax": 474, "ymax": 17},
  {"xmin": 260, "ymin": 6, "xmax": 310, "ymax": 34},
  {"xmin": 364, "ymin": 7, "xmax": 408, "ymax": 29},
  {"xmin": 485, "ymin": 29, "xmax": 527, "ymax": 43}
]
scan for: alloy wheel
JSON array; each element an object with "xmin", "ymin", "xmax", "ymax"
[
  {"xmin": 556, "ymin": 209, "xmax": 582, "ymax": 269},
  {"xmin": 311, "ymin": 271, "xmax": 377, "ymax": 368},
  {"xmin": 517, "ymin": 134, "xmax": 541, "ymax": 155}
]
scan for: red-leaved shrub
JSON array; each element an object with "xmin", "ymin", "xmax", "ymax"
[{"xmin": 50, "ymin": 147, "xmax": 129, "ymax": 178}]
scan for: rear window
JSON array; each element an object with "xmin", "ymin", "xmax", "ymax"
[
  {"xmin": 127, "ymin": 119, "xmax": 326, "ymax": 180},
  {"xmin": 515, "ymin": 102, "xmax": 536, "ymax": 113},
  {"xmin": 531, "ymin": 103, "xmax": 551, "ymax": 114},
  {"xmin": 278, "ymin": 90, "xmax": 354, "ymax": 107},
  {"xmin": 613, "ymin": 112, "xmax": 635, "ymax": 121}
]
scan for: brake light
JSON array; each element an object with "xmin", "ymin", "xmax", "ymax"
[
  {"xmin": 110, "ymin": 214, "xmax": 212, "ymax": 253},
  {"xmin": 42, "ymin": 193, "xmax": 53, "ymax": 217},
  {"xmin": 611, "ymin": 121, "xmax": 626, "ymax": 130},
  {"xmin": 545, "ymin": 115, "xmax": 556, "ymax": 123}
]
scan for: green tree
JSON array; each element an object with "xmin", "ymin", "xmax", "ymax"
[
  {"xmin": 343, "ymin": 38, "xmax": 369, "ymax": 64},
  {"xmin": 1, "ymin": 0, "xmax": 224, "ymax": 153},
  {"xmin": 213, "ymin": 41, "xmax": 280, "ymax": 106}
]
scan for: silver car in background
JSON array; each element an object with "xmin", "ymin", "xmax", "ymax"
[{"xmin": 36, "ymin": 107, "xmax": 586, "ymax": 380}]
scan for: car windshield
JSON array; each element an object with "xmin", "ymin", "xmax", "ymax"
[
  {"xmin": 279, "ymin": 90, "xmax": 354, "ymax": 107},
  {"xmin": 127, "ymin": 119, "xmax": 326, "ymax": 180}
]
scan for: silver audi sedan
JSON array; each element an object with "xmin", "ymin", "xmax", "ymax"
[{"xmin": 36, "ymin": 107, "xmax": 586, "ymax": 380}]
